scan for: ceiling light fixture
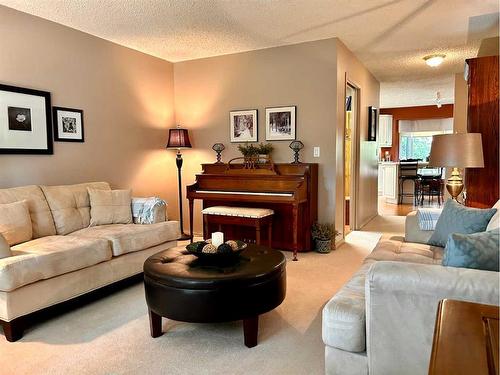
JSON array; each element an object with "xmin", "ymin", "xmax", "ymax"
[{"xmin": 424, "ymin": 54, "xmax": 446, "ymax": 67}]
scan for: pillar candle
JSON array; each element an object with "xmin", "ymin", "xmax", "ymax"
[{"xmin": 211, "ymin": 232, "xmax": 224, "ymax": 247}]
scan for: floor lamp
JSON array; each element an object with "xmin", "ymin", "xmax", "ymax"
[{"xmin": 166, "ymin": 125, "xmax": 192, "ymax": 240}]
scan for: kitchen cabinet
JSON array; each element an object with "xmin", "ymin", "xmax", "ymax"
[
  {"xmin": 379, "ymin": 162, "xmax": 398, "ymax": 203},
  {"xmin": 378, "ymin": 115, "xmax": 393, "ymax": 147}
]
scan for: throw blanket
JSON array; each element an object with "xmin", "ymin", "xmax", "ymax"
[
  {"xmin": 132, "ymin": 197, "xmax": 167, "ymax": 224},
  {"xmin": 417, "ymin": 208, "xmax": 442, "ymax": 231}
]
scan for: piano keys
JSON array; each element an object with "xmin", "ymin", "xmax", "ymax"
[{"xmin": 187, "ymin": 163, "xmax": 318, "ymax": 259}]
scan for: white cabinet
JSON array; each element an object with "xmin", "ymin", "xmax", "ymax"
[
  {"xmin": 378, "ymin": 115, "xmax": 393, "ymax": 147},
  {"xmin": 378, "ymin": 163, "xmax": 398, "ymax": 204}
]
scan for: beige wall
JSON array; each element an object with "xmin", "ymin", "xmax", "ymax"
[
  {"xmin": 174, "ymin": 38, "xmax": 339, "ymax": 234},
  {"xmin": 335, "ymin": 41, "xmax": 380, "ymax": 236},
  {"xmin": 175, "ymin": 38, "xmax": 379, "ymax": 236},
  {"xmin": 0, "ymin": 6, "xmax": 179, "ymax": 216}
]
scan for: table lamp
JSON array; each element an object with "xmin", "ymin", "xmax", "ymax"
[
  {"xmin": 166, "ymin": 125, "xmax": 192, "ymax": 240},
  {"xmin": 428, "ymin": 133, "xmax": 484, "ymax": 201}
]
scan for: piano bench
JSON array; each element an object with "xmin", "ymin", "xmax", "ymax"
[{"xmin": 201, "ymin": 206, "xmax": 274, "ymax": 247}]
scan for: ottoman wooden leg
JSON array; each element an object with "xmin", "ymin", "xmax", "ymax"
[
  {"xmin": 149, "ymin": 309, "xmax": 163, "ymax": 338},
  {"xmin": 243, "ymin": 315, "xmax": 259, "ymax": 348}
]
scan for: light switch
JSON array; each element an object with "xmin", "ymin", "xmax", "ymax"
[{"xmin": 313, "ymin": 147, "xmax": 320, "ymax": 158}]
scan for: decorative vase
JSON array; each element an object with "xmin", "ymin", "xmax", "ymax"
[{"xmin": 314, "ymin": 238, "xmax": 332, "ymax": 253}]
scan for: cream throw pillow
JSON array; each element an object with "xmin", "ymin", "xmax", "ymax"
[
  {"xmin": 0, "ymin": 200, "xmax": 33, "ymax": 245},
  {"xmin": 88, "ymin": 188, "xmax": 133, "ymax": 226},
  {"xmin": 0, "ymin": 234, "xmax": 12, "ymax": 259}
]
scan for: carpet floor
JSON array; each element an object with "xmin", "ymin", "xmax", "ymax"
[{"xmin": 0, "ymin": 215, "xmax": 404, "ymax": 375}]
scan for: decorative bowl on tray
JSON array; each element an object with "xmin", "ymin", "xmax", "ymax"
[{"xmin": 186, "ymin": 240, "xmax": 247, "ymax": 261}]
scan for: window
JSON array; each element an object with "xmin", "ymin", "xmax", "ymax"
[
  {"xmin": 399, "ymin": 135, "xmax": 433, "ymax": 160},
  {"xmin": 399, "ymin": 130, "xmax": 453, "ymax": 161}
]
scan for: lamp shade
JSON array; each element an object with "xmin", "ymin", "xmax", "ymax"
[
  {"xmin": 166, "ymin": 128, "xmax": 192, "ymax": 149},
  {"xmin": 428, "ymin": 133, "xmax": 484, "ymax": 168}
]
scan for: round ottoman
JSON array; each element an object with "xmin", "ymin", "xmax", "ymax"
[{"xmin": 143, "ymin": 244, "xmax": 286, "ymax": 347}]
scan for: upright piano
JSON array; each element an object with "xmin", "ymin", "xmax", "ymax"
[{"xmin": 187, "ymin": 162, "xmax": 318, "ymax": 259}]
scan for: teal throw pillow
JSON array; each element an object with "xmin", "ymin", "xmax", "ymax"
[
  {"xmin": 428, "ymin": 199, "xmax": 497, "ymax": 247},
  {"xmin": 442, "ymin": 229, "xmax": 499, "ymax": 271}
]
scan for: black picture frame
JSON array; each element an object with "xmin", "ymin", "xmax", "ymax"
[
  {"xmin": 53, "ymin": 106, "xmax": 85, "ymax": 142},
  {"xmin": 0, "ymin": 83, "xmax": 53, "ymax": 154},
  {"xmin": 368, "ymin": 106, "xmax": 378, "ymax": 142}
]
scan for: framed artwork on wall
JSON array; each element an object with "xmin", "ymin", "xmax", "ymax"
[
  {"xmin": 0, "ymin": 83, "xmax": 53, "ymax": 154},
  {"xmin": 265, "ymin": 106, "xmax": 296, "ymax": 141},
  {"xmin": 53, "ymin": 107, "xmax": 84, "ymax": 142},
  {"xmin": 368, "ymin": 106, "xmax": 378, "ymax": 141},
  {"xmin": 230, "ymin": 109, "xmax": 258, "ymax": 142}
]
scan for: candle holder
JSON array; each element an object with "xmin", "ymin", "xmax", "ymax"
[
  {"xmin": 289, "ymin": 140, "xmax": 304, "ymax": 164},
  {"xmin": 212, "ymin": 143, "xmax": 225, "ymax": 164}
]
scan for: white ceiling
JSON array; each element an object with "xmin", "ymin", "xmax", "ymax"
[
  {"xmin": 1, "ymin": 0, "xmax": 499, "ymax": 106},
  {"xmin": 380, "ymin": 74, "xmax": 456, "ymax": 108}
]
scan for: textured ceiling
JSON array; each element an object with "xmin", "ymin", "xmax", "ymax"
[
  {"xmin": 380, "ymin": 74, "xmax": 455, "ymax": 108},
  {"xmin": 1, "ymin": 0, "xmax": 499, "ymax": 106}
]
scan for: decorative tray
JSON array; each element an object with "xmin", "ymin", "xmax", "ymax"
[{"xmin": 186, "ymin": 240, "xmax": 247, "ymax": 261}]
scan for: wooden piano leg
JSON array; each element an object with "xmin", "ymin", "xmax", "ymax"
[
  {"xmin": 256, "ymin": 222, "xmax": 261, "ymax": 245},
  {"xmin": 188, "ymin": 198, "xmax": 194, "ymax": 243},
  {"xmin": 268, "ymin": 221, "xmax": 273, "ymax": 248},
  {"xmin": 292, "ymin": 205, "xmax": 299, "ymax": 261}
]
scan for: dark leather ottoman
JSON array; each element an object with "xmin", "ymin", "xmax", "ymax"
[{"xmin": 143, "ymin": 244, "xmax": 286, "ymax": 347}]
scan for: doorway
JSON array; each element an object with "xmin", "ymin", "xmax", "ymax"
[{"xmin": 344, "ymin": 83, "xmax": 358, "ymax": 234}]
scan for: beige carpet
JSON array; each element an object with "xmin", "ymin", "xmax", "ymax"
[{"xmin": 0, "ymin": 215, "xmax": 404, "ymax": 375}]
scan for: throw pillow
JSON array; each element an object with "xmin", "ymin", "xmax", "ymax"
[
  {"xmin": 442, "ymin": 229, "xmax": 499, "ymax": 272},
  {"xmin": 88, "ymin": 188, "xmax": 133, "ymax": 226},
  {"xmin": 0, "ymin": 200, "xmax": 33, "ymax": 245},
  {"xmin": 0, "ymin": 234, "xmax": 12, "ymax": 259},
  {"xmin": 486, "ymin": 200, "xmax": 500, "ymax": 231},
  {"xmin": 428, "ymin": 199, "xmax": 497, "ymax": 247}
]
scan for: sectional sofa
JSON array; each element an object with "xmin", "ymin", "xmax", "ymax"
[
  {"xmin": 322, "ymin": 205, "xmax": 500, "ymax": 375},
  {"xmin": 0, "ymin": 182, "xmax": 180, "ymax": 342}
]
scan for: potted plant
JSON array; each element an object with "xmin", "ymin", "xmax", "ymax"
[
  {"xmin": 256, "ymin": 143, "xmax": 274, "ymax": 162},
  {"xmin": 311, "ymin": 223, "xmax": 339, "ymax": 253},
  {"xmin": 237, "ymin": 143, "xmax": 259, "ymax": 168}
]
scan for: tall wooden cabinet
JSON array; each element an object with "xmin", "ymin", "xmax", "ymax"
[{"xmin": 465, "ymin": 56, "xmax": 499, "ymax": 208}]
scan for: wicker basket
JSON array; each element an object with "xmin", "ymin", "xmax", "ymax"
[{"xmin": 314, "ymin": 239, "xmax": 332, "ymax": 253}]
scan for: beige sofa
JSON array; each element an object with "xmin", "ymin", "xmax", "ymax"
[
  {"xmin": 322, "ymin": 210, "xmax": 499, "ymax": 375},
  {"xmin": 0, "ymin": 182, "xmax": 180, "ymax": 342}
]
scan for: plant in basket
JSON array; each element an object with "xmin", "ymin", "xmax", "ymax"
[{"xmin": 311, "ymin": 223, "xmax": 339, "ymax": 253}]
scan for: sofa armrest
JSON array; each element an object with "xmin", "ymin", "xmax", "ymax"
[
  {"xmin": 405, "ymin": 211, "xmax": 433, "ymax": 244},
  {"xmin": 131, "ymin": 197, "xmax": 167, "ymax": 224},
  {"xmin": 365, "ymin": 261, "xmax": 499, "ymax": 375}
]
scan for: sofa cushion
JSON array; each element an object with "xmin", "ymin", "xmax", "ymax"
[
  {"xmin": 69, "ymin": 221, "xmax": 180, "ymax": 256},
  {"xmin": 0, "ymin": 234, "xmax": 11, "ymax": 259},
  {"xmin": 0, "ymin": 201, "xmax": 32, "ymax": 246},
  {"xmin": 443, "ymin": 229, "xmax": 499, "ymax": 272},
  {"xmin": 41, "ymin": 182, "xmax": 111, "ymax": 235},
  {"xmin": 322, "ymin": 260, "xmax": 375, "ymax": 352},
  {"xmin": 429, "ymin": 199, "xmax": 497, "ymax": 247},
  {"xmin": 0, "ymin": 185, "xmax": 56, "ymax": 238},
  {"xmin": 0, "ymin": 236, "xmax": 111, "ymax": 292},
  {"xmin": 486, "ymin": 200, "xmax": 500, "ymax": 231},
  {"xmin": 366, "ymin": 237, "xmax": 443, "ymax": 265},
  {"xmin": 88, "ymin": 188, "xmax": 133, "ymax": 226}
]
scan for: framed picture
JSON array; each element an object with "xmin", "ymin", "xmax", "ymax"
[
  {"xmin": 265, "ymin": 106, "xmax": 296, "ymax": 141},
  {"xmin": 53, "ymin": 107, "xmax": 84, "ymax": 142},
  {"xmin": 0, "ymin": 83, "xmax": 52, "ymax": 154},
  {"xmin": 368, "ymin": 106, "xmax": 378, "ymax": 141},
  {"xmin": 230, "ymin": 109, "xmax": 258, "ymax": 142}
]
